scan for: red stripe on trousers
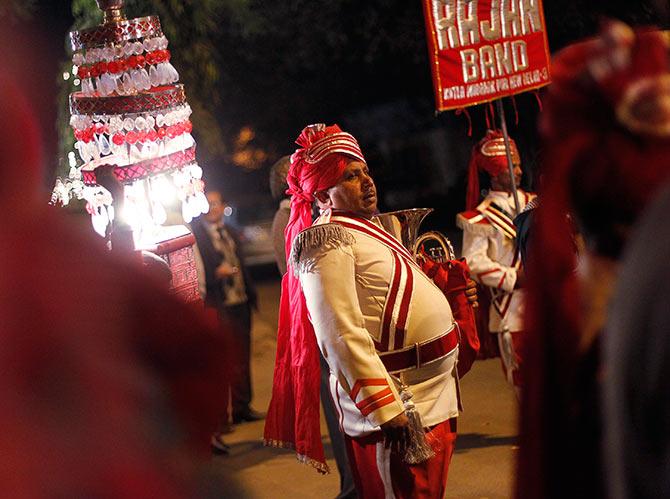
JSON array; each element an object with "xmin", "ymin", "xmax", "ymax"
[{"xmin": 344, "ymin": 418, "xmax": 457, "ymax": 499}]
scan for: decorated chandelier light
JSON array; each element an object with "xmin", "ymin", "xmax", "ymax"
[{"xmin": 52, "ymin": 0, "xmax": 208, "ymax": 244}]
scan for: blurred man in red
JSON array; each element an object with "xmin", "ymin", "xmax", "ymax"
[
  {"xmin": 0, "ymin": 30, "xmax": 230, "ymax": 499},
  {"xmin": 517, "ymin": 22, "xmax": 670, "ymax": 499}
]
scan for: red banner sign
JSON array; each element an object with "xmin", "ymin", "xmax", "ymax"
[{"xmin": 422, "ymin": 0, "xmax": 551, "ymax": 111}]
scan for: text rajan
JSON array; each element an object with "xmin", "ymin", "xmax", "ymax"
[{"xmin": 433, "ymin": 0, "xmax": 543, "ymax": 83}]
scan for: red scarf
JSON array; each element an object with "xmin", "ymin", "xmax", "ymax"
[{"xmin": 264, "ymin": 124, "xmax": 365, "ymax": 472}]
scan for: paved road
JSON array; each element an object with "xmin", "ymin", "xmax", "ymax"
[{"xmin": 207, "ymin": 276, "xmax": 518, "ymax": 499}]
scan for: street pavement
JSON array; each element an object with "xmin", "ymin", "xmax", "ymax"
[{"xmin": 206, "ymin": 275, "xmax": 518, "ymax": 499}]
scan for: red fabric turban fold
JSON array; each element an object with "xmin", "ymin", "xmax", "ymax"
[
  {"xmin": 466, "ymin": 130, "xmax": 521, "ymax": 210},
  {"xmin": 264, "ymin": 124, "xmax": 366, "ymax": 472}
]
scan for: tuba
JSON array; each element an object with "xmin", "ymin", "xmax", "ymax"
[{"xmin": 374, "ymin": 208, "xmax": 456, "ymax": 263}]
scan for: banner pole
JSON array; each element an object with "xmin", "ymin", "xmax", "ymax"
[{"xmin": 495, "ymin": 99, "xmax": 521, "ymax": 216}]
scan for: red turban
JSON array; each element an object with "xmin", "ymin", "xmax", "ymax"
[
  {"xmin": 518, "ymin": 21, "xmax": 670, "ymax": 499},
  {"xmin": 265, "ymin": 124, "xmax": 366, "ymax": 472},
  {"xmin": 466, "ymin": 130, "xmax": 521, "ymax": 210}
]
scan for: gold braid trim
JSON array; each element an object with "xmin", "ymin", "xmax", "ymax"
[{"xmin": 263, "ymin": 439, "xmax": 331, "ymax": 474}]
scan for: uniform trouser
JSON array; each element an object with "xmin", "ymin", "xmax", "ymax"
[
  {"xmin": 344, "ymin": 418, "xmax": 457, "ymax": 499},
  {"xmin": 497, "ymin": 330, "xmax": 524, "ymax": 389},
  {"xmin": 218, "ymin": 302, "xmax": 252, "ymax": 417},
  {"xmin": 319, "ymin": 354, "xmax": 357, "ymax": 499}
]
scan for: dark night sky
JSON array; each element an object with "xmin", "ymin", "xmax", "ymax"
[{"xmin": 13, "ymin": 1, "xmax": 670, "ymax": 230}]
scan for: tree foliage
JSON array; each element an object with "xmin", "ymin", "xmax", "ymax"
[
  {"xmin": 57, "ymin": 0, "xmax": 668, "ymax": 196},
  {"xmin": 0, "ymin": 0, "xmax": 36, "ymax": 22}
]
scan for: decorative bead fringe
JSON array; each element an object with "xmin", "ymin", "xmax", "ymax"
[
  {"xmin": 263, "ymin": 439, "xmax": 331, "ymax": 474},
  {"xmin": 395, "ymin": 380, "xmax": 436, "ymax": 465},
  {"xmin": 290, "ymin": 223, "xmax": 355, "ymax": 274}
]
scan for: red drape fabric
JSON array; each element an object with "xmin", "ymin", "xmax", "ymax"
[{"xmin": 264, "ymin": 124, "xmax": 363, "ymax": 472}]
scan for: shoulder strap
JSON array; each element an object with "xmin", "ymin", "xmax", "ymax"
[
  {"xmin": 329, "ymin": 214, "xmax": 419, "ymax": 269},
  {"xmin": 479, "ymin": 202, "xmax": 517, "ymax": 239}
]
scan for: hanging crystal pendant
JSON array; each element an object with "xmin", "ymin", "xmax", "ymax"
[
  {"xmin": 89, "ymin": 140, "xmax": 101, "ymax": 161},
  {"xmin": 139, "ymin": 68, "xmax": 151, "ymax": 90},
  {"xmin": 129, "ymin": 143, "xmax": 142, "ymax": 162},
  {"xmin": 99, "ymin": 73, "xmax": 110, "ymax": 96},
  {"xmin": 122, "ymin": 72, "xmax": 135, "ymax": 94},
  {"xmin": 76, "ymin": 141, "xmax": 91, "ymax": 163},
  {"xmin": 110, "ymin": 138, "xmax": 124, "ymax": 156},
  {"xmin": 165, "ymin": 62, "xmax": 179, "ymax": 83},
  {"xmin": 148, "ymin": 65, "xmax": 161, "ymax": 87},
  {"xmin": 130, "ymin": 69, "xmax": 143, "ymax": 90},
  {"xmin": 102, "ymin": 73, "xmax": 116, "ymax": 96},
  {"xmin": 82, "ymin": 78, "xmax": 92, "ymax": 95},
  {"xmin": 143, "ymin": 140, "xmax": 158, "ymax": 157},
  {"xmin": 98, "ymin": 133, "xmax": 111, "ymax": 155}
]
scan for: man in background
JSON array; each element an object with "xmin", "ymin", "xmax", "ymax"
[
  {"xmin": 191, "ymin": 190, "xmax": 262, "ymax": 452},
  {"xmin": 269, "ymin": 156, "xmax": 291, "ymax": 275},
  {"xmin": 457, "ymin": 131, "xmax": 536, "ymax": 396}
]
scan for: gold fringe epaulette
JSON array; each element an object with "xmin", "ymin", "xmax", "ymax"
[
  {"xmin": 263, "ymin": 438, "xmax": 331, "ymax": 474},
  {"xmin": 289, "ymin": 223, "xmax": 355, "ymax": 271}
]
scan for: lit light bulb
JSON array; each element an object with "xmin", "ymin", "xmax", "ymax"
[
  {"xmin": 151, "ymin": 200, "xmax": 167, "ymax": 225},
  {"xmin": 150, "ymin": 175, "xmax": 176, "ymax": 204},
  {"xmin": 120, "ymin": 199, "xmax": 141, "ymax": 230}
]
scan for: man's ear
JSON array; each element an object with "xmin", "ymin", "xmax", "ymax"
[{"xmin": 314, "ymin": 190, "xmax": 331, "ymax": 207}]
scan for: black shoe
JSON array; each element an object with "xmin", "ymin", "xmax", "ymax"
[
  {"xmin": 232, "ymin": 408, "xmax": 265, "ymax": 424},
  {"xmin": 211, "ymin": 433, "xmax": 231, "ymax": 455},
  {"xmin": 219, "ymin": 423, "xmax": 234, "ymax": 435}
]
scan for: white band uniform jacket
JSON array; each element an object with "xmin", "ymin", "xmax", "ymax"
[
  {"xmin": 457, "ymin": 190, "xmax": 536, "ymax": 333},
  {"xmin": 293, "ymin": 210, "xmax": 459, "ymax": 438}
]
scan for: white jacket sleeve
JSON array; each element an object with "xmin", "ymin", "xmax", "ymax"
[
  {"xmin": 462, "ymin": 226, "xmax": 517, "ymax": 293},
  {"xmin": 298, "ymin": 242, "xmax": 404, "ymax": 428}
]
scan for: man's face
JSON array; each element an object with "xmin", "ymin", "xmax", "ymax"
[
  {"xmin": 491, "ymin": 162, "xmax": 522, "ymax": 193},
  {"xmin": 319, "ymin": 160, "xmax": 378, "ymax": 218},
  {"xmin": 205, "ymin": 191, "xmax": 226, "ymax": 223}
]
